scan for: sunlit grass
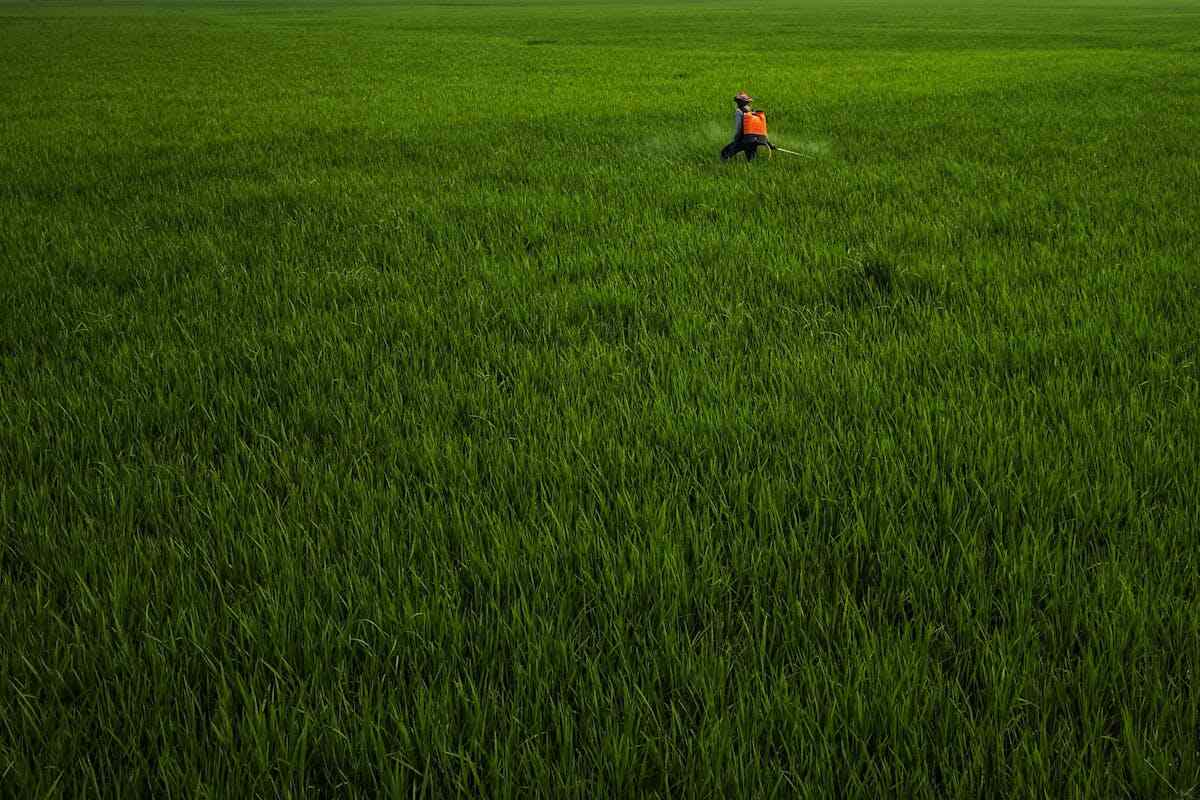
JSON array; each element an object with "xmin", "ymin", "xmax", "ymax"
[{"xmin": 2, "ymin": 0, "xmax": 1199, "ymax": 795}]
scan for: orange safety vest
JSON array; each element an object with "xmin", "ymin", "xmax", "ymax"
[{"xmin": 742, "ymin": 111, "xmax": 768, "ymax": 136}]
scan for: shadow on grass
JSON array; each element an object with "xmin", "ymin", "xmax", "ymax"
[{"xmin": 829, "ymin": 253, "xmax": 944, "ymax": 312}]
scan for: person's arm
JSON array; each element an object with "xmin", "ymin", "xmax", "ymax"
[{"xmin": 731, "ymin": 109, "xmax": 743, "ymax": 141}]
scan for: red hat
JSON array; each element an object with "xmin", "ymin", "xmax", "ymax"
[{"xmin": 734, "ymin": 91, "xmax": 753, "ymax": 104}]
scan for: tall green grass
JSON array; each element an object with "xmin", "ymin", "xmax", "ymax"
[{"xmin": 2, "ymin": 0, "xmax": 1198, "ymax": 795}]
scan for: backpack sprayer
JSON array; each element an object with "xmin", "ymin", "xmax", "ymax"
[{"xmin": 731, "ymin": 92, "xmax": 818, "ymax": 161}]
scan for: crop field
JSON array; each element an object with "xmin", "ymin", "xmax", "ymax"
[{"xmin": 2, "ymin": 0, "xmax": 1199, "ymax": 795}]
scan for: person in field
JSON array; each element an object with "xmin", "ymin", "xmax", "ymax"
[{"xmin": 720, "ymin": 91, "xmax": 777, "ymax": 162}]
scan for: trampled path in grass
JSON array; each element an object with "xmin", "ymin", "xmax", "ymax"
[{"xmin": 2, "ymin": 0, "xmax": 1198, "ymax": 795}]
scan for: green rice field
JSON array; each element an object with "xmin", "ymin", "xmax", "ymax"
[{"xmin": 2, "ymin": 0, "xmax": 1199, "ymax": 795}]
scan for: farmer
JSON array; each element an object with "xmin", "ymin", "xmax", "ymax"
[{"xmin": 720, "ymin": 91, "xmax": 777, "ymax": 162}]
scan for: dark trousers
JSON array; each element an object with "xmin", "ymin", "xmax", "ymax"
[{"xmin": 721, "ymin": 135, "xmax": 769, "ymax": 161}]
